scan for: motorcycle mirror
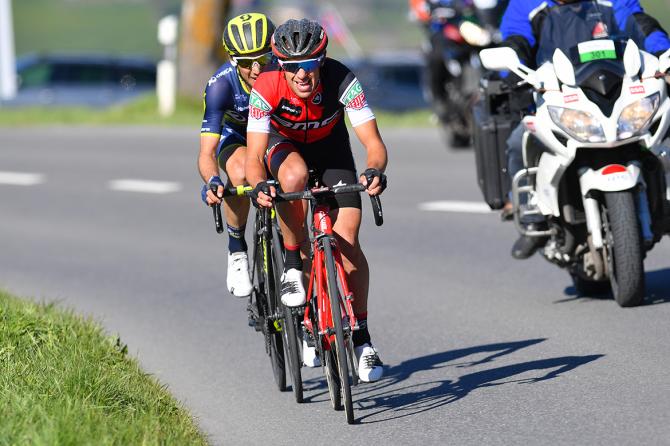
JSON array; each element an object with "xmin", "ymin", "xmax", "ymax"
[
  {"xmin": 480, "ymin": 47, "xmax": 541, "ymax": 88},
  {"xmin": 552, "ymin": 49, "xmax": 576, "ymax": 86},
  {"xmin": 658, "ymin": 48, "xmax": 670, "ymax": 74},
  {"xmin": 623, "ymin": 39, "xmax": 642, "ymax": 78},
  {"xmin": 479, "ymin": 47, "xmax": 519, "ymax": 71}
]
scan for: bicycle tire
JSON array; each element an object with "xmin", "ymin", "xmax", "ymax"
[
  {"xmin": 254, "ymin": 212, "xmax": 286, "ymax": 391},
  {"xmin": 324, "ymin": 346, "xmax": 342, "ymax": 410},
  {"xmin": 271, "ymin": 225, "xmax": 303, "ymax": 403},
  {"xmin": 323, "ymin": 239, "xmax": 355, "ymax": 424}
]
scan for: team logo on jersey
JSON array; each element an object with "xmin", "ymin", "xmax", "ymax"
[
  {"xmin": 248, "ymin": 91, "xmax": 272, "ymax": 119},
  {"xmin": 312, "ymin": 92, "xmax": 322, "ymax": 105},
  {"xmin": 340, "ymin": 79, "xmax": 367, "ymax": 110},
  {"xmin": 278, "ymin": 98, "xmax": 302, "ymax": 116},
  {"xmin": 592, "ymin": 22, "xmax": 608, "ymax": 39}
]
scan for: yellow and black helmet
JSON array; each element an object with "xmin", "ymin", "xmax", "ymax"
[{"xmin": 222, "ymin": 13, "xmax": 275, "ymax": 57}]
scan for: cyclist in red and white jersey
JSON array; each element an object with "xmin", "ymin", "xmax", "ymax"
[{"xmin": 245, "ymin": 19, "xmax": 388, "ymax": 382}]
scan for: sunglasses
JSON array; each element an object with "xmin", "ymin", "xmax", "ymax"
[
  {"xmin": 232, "ymin": 52, "xmax": 273, "ymax": 69},
  {"xmin": 278, "ymin": 55, "xmax": 324, "ymax": 73}
]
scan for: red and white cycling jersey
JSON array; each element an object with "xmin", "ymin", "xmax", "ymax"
[{"xmin": 247, "ymin": 58, "xmax": 375, "ymax": 143}]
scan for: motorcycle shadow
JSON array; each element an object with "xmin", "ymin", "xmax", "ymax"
[{"xmin": 559, "ymin": 267, "xmax": 670, "ymax": 306}]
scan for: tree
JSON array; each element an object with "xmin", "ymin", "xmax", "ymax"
[{"xmin": 178, "ymin": 0, "xmax": 230, "ymax": 97}]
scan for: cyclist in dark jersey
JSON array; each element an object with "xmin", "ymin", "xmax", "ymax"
[
  {"xmin": 198, "ymin": 13, "xmax": 275, "ymax": 297},
  {"xmin": 245, "ymin": 19, "xmax": 388, "ymax": 382}
]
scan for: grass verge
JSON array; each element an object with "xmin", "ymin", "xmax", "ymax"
[
  {"xmin": 0, "ymin": 289, "xmax": 208, "ymax": 446},
  {"xmin": 0, "ymin": 93, "xmax": 434, "ymax": 128}
]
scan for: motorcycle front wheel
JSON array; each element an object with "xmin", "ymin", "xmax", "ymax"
[{"xmin": 603, "ymin": 191, "xmax": 645, "ymax": 307}]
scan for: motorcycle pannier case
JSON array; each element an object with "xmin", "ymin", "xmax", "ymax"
[{"xmin": 472, "ymin": 76, "xmax": 517, "ymax": 210}]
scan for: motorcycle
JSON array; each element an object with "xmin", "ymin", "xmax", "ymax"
[
  {"xmin": 423, "ymin": 0, "xmax": 504, "ymax": 148},
  {"xmin": 480, "ymin": 39, "xmax": 670, "ymax": 307}
]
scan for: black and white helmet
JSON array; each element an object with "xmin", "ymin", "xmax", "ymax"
[{"xmin": 271, "ymin": 18, "xmax": 328, "ymax": 60}]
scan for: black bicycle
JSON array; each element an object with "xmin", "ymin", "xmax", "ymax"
[{"xmin": 210, "ymin": 183, "xmax": 303, "ymax": 402}]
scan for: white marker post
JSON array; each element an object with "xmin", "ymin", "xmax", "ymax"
[
  {"xmin": 0, "ymin": 0, "xmax": 17, "ymax": 102},
  {"xmin": 157, "ymin": 15, "xmax": 178, "ymax": 117}
]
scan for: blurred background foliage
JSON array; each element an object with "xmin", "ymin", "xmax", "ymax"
[
  {"xmin": 12, "ymin": 0, "xmax": 670, "ymax": 61},
  {"xmin": 13, "ymin": 0, "xmax": 425, "ymax": 60}
]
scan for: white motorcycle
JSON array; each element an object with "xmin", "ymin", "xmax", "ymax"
[{"xmin": 480, "ymin": 39, "xmax": 670, "ymax": 307}]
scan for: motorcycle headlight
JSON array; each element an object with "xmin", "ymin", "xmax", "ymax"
[
  {"xmin": 617, "ymin": 93, "xmax": 659, "ymax": 139},
  {"xmin": 548, "ymin": 106, "xmax": 606, "ymax": 143}
]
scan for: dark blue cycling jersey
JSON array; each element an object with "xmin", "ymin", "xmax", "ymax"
[
  {"xmin": 501, "ymin": 0, "xmax": 670, "ymax": 66},
  {"xmin": 200, "ymin": 61, "xmax": 250, "ymax": 138}
]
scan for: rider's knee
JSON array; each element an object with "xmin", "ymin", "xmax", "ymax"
[
  {"xmin": 225, "ymin": 155, "xmax": 246, "ymax": 185},
  {"xmin": 279, "ymin": 165, "xmax": 308, "ymax": 192}
]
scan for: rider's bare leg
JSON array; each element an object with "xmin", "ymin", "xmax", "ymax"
[
  {"xmin": 330, "ymin": 207, "xmax": 369, "ymax": 315},
  {"xmin": 221, "ymin": 146, "xmax": 250, "ymax": 229},
  {"xmin": 274, "ymin": 151, "xmax": 308, "ymax": 248}
]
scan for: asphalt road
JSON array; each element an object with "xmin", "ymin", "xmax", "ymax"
[{"xmin": 2, "ymin": 127, "xmax": 670, "ymax": 445}]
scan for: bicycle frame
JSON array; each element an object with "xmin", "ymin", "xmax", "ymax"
[{"xmin": 303, "ymin": 203, "xmax": 358, "ymax": 350}]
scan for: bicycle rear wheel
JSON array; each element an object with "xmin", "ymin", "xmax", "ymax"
[{"xmin": 323, "ymin": 240, "xmax": 354, "ymax": 424}]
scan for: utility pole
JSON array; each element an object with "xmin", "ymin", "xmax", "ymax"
[
  {"xmin": 0, "ymin": 0, "xmax": 17, "ymax": 101},
  {"xmin": 178, "ymin": 0, "xmax": 230, "ymax": 97}
]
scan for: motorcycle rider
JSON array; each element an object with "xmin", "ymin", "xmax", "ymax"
[
  {"xmin": 498, "ymin": 0, "xmax": 670, "ymax": 259},
  {"xmin": 198, "ymin": 13, "xmax": 275, "ymax": 295},
  {"xmin": 410, "ymin": 0, "xmax": 505, "ymax": 147}
]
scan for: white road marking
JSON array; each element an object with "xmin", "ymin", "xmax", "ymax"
[
  {"xmin": 0, "ymin": 171, "xmax": 45, "ymax": 186},
  {"xmin": 418, "ymin": 200, "xmax": 492, "ymax": 214},
  {"xmin": 108, "ymin": 179, "xmax": 182, "ymax": 194}
]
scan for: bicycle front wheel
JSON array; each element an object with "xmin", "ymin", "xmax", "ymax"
[
  {"xmin": 254, "ymin": 214, "xmax": 286, "ymax": 391},
  {"xmin": 271, "ymin": 220, "xmax": 303, "ymax": 402},
  {"xmin": 323, "ymin": 239, "xmax": 354, "ymax": 424}
]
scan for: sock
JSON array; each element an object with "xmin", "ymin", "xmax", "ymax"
[
  {"xmin": 284, "ymin": 243, "xmax": 302, "ymax": 271},
  {"xmin": 227, "ymin": 224, "xmax": 247, "ymax": 253},
  {"xmin": 353, "ymin": 314, "xmax": 371, "ymax": 347}
]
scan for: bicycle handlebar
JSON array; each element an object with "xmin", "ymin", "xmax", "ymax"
[
  {"xmin": 210, "ymin": 185, "xmax": 253, "ymax": 234},
  {"xmin": 209, "ymin": 183, "xmax": 384, "ymax": 232},
  {"xmin": 272, "ymin": 184, "xmax": 384, "ymax": 227}
]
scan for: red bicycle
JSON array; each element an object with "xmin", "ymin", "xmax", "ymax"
[{"xmin": 276, "ymin": 182, "xmax": 383, "ymax": 424}]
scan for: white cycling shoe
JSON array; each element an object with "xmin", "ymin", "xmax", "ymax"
[
  {"xmin": 227, "ymin": 252, "xmax": 253, "ymax": 297},
  {"xmin": 280, "ymin": 268, "xmax": 306, "ymax": 307},
  {"xmin": 302, "ymin": 338, "xmax": 321, "ymax": 367},
  {"xmin": 355, "ymin": 343, "xmax": 384, "ymax": 383}
]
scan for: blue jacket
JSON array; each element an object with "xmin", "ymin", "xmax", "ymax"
[{"xmin": 500, "ymin": 0, "xmax": 670, "ymax": 66}]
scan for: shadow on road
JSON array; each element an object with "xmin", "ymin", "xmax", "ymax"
[
  {"xmin": 300, "ymin": 339, "xmax": 546, "ymax": 404},
  {"xmin": 349, "ymin": 339, "xmax": 603, "ymax": 423},
  {"xmin": 558, "ymin": 267, "xmax": 670, "ymax": 305}
]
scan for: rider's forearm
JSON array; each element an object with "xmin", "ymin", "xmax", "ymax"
[
  {"xmin": 354, "ymin": 119, "xmax": 388, "ymax": 172},
  {"xmin": 365, "ymin": 141, "xmax": 388, "ymax": 172},
  {"xmin": 245, "ymin": 132, "xmax": 269, "ymax": 187},
  {"xmin": 198, "ymin": 134, "xmax": 221, "ymax": 182}
]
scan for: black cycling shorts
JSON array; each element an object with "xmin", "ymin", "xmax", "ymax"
[{"xmin": 264, "ymin": 127, "xmax": 361, "ymax": 210}]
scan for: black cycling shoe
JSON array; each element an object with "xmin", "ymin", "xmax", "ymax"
[{"xmin": 511, "ymin": 225, "xmax": 549, "ymax": 259}]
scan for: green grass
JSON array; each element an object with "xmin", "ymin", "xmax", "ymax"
[
  {"xmin": 0, "ymin": 290, "xmax": 208, "ymax": 446},
  {"xmin": 14, "ymin": 0, "xmax": 181, "ymax": 59},
  {"xmin": 0, "ymin": 93, "xmax": 434, "ymax": 128}
]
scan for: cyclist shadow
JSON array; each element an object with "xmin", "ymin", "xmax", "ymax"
[
  {"xmin": 300, "ymin": 339, "xmax": 547, "ymax": 402},
  {"xmin": 350, "ymin": 339, "xmax": 603, "ymax": 423}
]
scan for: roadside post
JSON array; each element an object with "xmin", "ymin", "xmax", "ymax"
[
  {"xmin": 157, "ymin": 15, "xmax": 179, "ymax": 117},
  {"xmin": 0, "ymin": 0, "xmax": 17, "ymax": 102}
]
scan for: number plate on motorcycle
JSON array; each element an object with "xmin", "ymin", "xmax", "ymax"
[{"xmin": 578, "ymin": 40, "xmax": 616, "ymax": 63}]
